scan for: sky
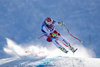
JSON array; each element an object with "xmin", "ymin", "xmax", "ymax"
[{"xmin": 0, "ymin": 0, "xmax": 100, "ymax": 58}]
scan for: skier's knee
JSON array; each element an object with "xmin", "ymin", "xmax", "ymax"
[{"xmin": 46, "ymin": 37, "xmax": 52, "ymax": 42}]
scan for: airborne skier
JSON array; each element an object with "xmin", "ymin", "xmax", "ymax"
[{"xmin": 41, "ymin": 17, "xmax": 77, "ymax": 53}]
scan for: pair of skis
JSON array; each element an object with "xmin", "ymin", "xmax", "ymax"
[
  {"xmin": 59, "ymin": 43, "xmax": 78, "ymax": 54},
  {"xmin": 59, "ymin": 46, "xmax": 78, "ymax": 54},
  {"xmin": 55, "ymin": 38, "xmax": 78, "ymax": 54}
]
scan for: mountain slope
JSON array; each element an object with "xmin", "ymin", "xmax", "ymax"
[{"xmin": 0, "ymin": 56, "xmax": 100, "ymax": 67}]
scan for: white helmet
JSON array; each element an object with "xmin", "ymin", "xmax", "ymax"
[{"xmin": 45, "ymin": 17, "xmax": 53, "ymax": 25}]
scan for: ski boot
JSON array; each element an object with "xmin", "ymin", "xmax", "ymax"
[
  {"xmin": 59, "ymin": 46, "xmax": 68, "ymax": 53},
  {"xmin": 68, "ymin": 45, "xmax": 77, "ymax": 53}
]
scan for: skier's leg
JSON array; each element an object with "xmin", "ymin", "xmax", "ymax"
[
  {"xmin": 52, "ymin": 39, "xmax": 68, "ymax": 53},
  {"xmin": 44, "ymin": 36, "xmax": 52, "ymax": 42},
  {"xmin": 58, "ymin": 36, "xmax": 77, "ymax": 53},
  {"xmin": 57, "ymin": 36, "xmax": 70, "ymax": 46},
  {"xmin": 44, "ymin": 36, "xmax": 68, "ymax": 53}
]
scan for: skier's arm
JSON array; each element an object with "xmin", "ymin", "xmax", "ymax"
[
  {"xmin": 42, "ymin": 26, "xmax": 58, "ymax": 37},
  {"xmin": 53, "ymin": 20, "xmax": 63, "ymax": 25},
  {"xmin": 42, "ymin": 26, "xmax": 51, "ymax": 36}
]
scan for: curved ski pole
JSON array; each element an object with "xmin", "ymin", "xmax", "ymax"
[
  {"xmin": 36, "ymin": 35, "xmax": 46, "ymax": 40},
  {"xmin": 63, "ymin": 24, "xmax": 82, "ymax": 43}
]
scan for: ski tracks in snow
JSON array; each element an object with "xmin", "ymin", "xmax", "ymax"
[{"xmin": 0, "ymin": 57, "xmax": 19, "ymax": 65}]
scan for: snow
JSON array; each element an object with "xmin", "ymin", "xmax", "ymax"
[
  {"xmin": 0, "ymin": 56, "xmax": 100, "ymax": 67},
  {"xmin": 49, "ymin": 57, "xmax": 100, "ymax": 67},
  {"xmin": 3, "ymin": 38, "xmax": 48, "ymax": 58},
  {"xmin": 0, "ymin": 57, "xmax": 19, "ymax": 65},
  {"xmin": 0, "ymin": 38, "xmax": 100, "ymax": 67}
]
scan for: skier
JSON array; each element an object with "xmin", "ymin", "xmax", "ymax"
[{"xmin": 41, "ymin": 17, "xmax": 77, "ymax": 53}]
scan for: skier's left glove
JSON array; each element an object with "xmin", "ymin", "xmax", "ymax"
[{"xmin": 58, "ymin": 22, "xmax": 64, "ymax": 25}]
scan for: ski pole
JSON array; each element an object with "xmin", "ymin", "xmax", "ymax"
[
  {"xmin": 36, "ymin": 35, "xmax": 46, "ymax": 40},
  {"xmin": 63, "ymin": 24, "xmax": 82, "ymax": 43}
]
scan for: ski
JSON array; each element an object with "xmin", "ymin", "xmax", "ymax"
[{"xmin": 73, "ymin": 48, "xmax": 78, "ymax": 53}]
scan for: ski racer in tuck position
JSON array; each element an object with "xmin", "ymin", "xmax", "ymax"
[{"xmin": 41, "ymin": 17, "xmax": 77, "ymax": 53}]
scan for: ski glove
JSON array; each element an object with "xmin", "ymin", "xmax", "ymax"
[{"xmin": 58, "ymin": 22, "xmax": 63, "ymax": 25}]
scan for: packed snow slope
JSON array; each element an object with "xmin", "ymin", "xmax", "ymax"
[
  {"xmin": 0, "ymin": 56, "xmax": 100, "ymax": 67},
  {"xmin": 0, "ymin": 38, "xmax": 100, "ymax": 67}
]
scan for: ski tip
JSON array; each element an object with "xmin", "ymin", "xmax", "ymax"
[
  {"xmin": 65, "ymin": 51, "xmax": 68, "ymax": 53},
  {"xmin": 73, "ymin": 48, "xmax": 78, "ymax": 53}
]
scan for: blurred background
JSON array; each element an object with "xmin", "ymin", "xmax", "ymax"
[{"xmin": 0, "ymin": 0, "xmax": 100, "ymax": 58}]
